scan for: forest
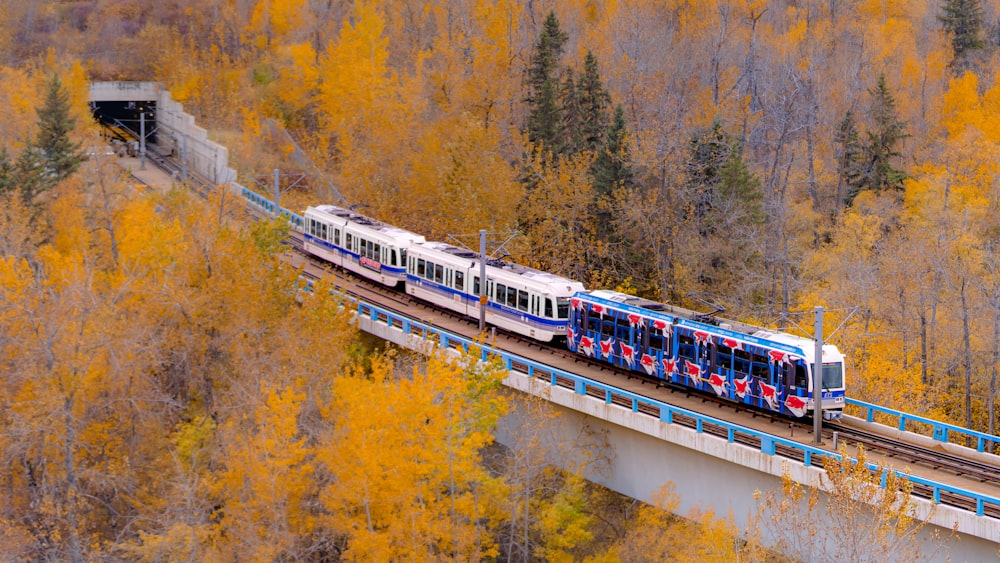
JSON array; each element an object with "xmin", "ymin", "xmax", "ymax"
[{"xmin": 0, "ymin": 0, "xmax": 994, "ymax": 560}]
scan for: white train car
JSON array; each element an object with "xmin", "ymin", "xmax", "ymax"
[
  {"xmin": 302, "ymin": 205, "xmax": 425, "ymax": 287},
  {"xmin": 405, "ymin": 242, "xmax": 586, "ymax": 342}
]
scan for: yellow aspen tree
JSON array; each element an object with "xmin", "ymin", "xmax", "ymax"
[
  {"xmin": 753, "ymin": 448, "xmax": 938, "ymax": 562},
  {"xmin": 514, "ymin": 150, "xmax": 603, "ymax": 285},
  {"xmin": 461, "ymin": 0, "xmax": 523, "ymax": 128},
  {"xmin": 317, "ymin": 350, "xmax": 507, "ymax": 561},
  {"xmin": 270, "ymin": 41, "xmax": 320, "ymax": 124},
  {"xmin": 315, "ymin": 1, "xmax": 420, "ymax": 216},
  {"xmin": 0, "ymin": 190, "xmax": 42, "ymax": 259},
  {"xmin": 0, "ymin": 242, "xmax": 162, "ymax": 560},
  {"xmin": 532, "ymin": 473, "xmax": 593, "ymax": 562},
  {"xmin": 604, "ymin": 482, "xmax": 753, "ymax": 562},
  {"xmin": 206, "ymin": 383, "xmax": 316, "ymax": 561},
  {"xmin": 398, "ymin": 113, "xmax": 523, "ymax": 238},
  {"xmin": 0, "ymin": 66, "xmax": 39, "ymax": 151},
  {"xmin": 316, "ymin": 2, "xmax": 397, "ymax": 140},
  {"xmin": 246, "ymin": 0, "xmax": 308, "ymax": 52}
]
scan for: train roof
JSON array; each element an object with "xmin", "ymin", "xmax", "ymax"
[
  {"xmin": 412, "ymin": 241, "xmax": 586, "ymax": 293},
  {"xmin": 305, "ymin": 205, "xmax": 426, "ymax": 244},
  {"xmin": 577, "ymin": 290, "xmax": 840, "ymax": 359}
]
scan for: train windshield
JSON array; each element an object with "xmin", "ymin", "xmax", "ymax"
[
  {"xmin": 819, "ymin": 362, "xmax": 844, "ymax": 390},
  {"xmin": 557, "ymin": 297, "xmax": 571, "ymax": 319}
]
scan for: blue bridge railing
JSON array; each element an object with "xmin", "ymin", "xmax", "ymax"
[
  {"xmin": 353, "ymin": 299, "xmax": 1000, "ymax": 519},
  {"xmin": 847, "ymin": 398, "xmax": 1000, "ymax": 453},
  {"xmin": 237, "ymin": 185, "xmax": 304, "ymax": 229}
]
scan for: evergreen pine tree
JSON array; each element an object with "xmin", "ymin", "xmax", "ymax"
[
  {"xmin": 939, "ymin": 0, "xmax": 985, "ymax": 61},
  {"xmin": 524, "ymin": 12, "xmax": 568, "ymax": 153},
  {"xmin": 683, "ymin": 119, "xmax": 764, "ymax": 293},
  {"xmin": 833, "ymin": 111, "xmax": 865, "ymax": 207},
  {"xmin": 686, "ymin": 120, "xmax": 735, "ymax": 227},
  {"xmin": 576, "ymin": 52, "xmax": 611, "ymax": 155},
  {"xmin": 13, "ymin": 141, "xmax": 47, "ymax": 204},
  {"xmin": 0, "ymin": 147, "xmax": 13, "ymax": 195},
  {"xmin": 34, "ymin": 74, "xmax": 86, "ymax": 194},
  {"xmin": 557, "ymin": 68, "xmax": 582, "ymax": 156},
  {"xmin": 592, "ymin": 105, "xmax": 633, "ymax": 198},
  {"xmin": 860, "ymin": 74, "xmax": 909, "ymax": 197}
]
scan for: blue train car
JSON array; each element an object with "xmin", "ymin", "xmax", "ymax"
[{"xmin": 568, "ymin": 290, "xmax": 846, "ymax": 419}]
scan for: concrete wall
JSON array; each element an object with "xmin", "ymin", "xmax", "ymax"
[
  {"xmin": 154, "ymin": 89, "xmax": 236, "ymax": 185},
  {"xmin": 89, "ymin": 81, "xmax": 159, "ymax": 102},
  {"xmin": 358, "ymin": 314, "xmax": 1000, "ymax": 562},
  {"xmin": 89, "ymin": 82, "xmax": 237, "ymax": 185}
]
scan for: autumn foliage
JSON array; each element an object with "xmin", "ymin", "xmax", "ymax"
[{"xmin": 2, "ymin": 0, "xmax": 1000, "ymax": 559}]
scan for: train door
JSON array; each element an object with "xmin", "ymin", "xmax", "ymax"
[{"xmin": 708, "ymin": 341, "xmax": 718, "ymax": 379}]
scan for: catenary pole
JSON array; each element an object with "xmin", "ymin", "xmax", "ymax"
[
  {"xmin": 814, "ymin": 306, "xmax": 824, "ymax": 444},
  {"xmin": 273, "ymin": 169, "xmax": 280, "ymax": 218},
  {"xmin": 139, "ymin": 111, "xmax": 146, "ymax": 170},
  {"xmin": 479, "ymin": 230, "xmax": 487, "ymax": 332}
]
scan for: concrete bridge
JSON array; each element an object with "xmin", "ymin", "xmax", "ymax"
[
  {"xmin": 91, "ymin": 81, "xmax": 998, "ymax": 561},
  {"xmin": 343, "ymin": 296, "xmax": 1000, "ymax": 562}
]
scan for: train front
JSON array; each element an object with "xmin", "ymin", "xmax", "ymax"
[{"xmin": 812, "ymin": 343, "xmax": 846, "ymax": 420}]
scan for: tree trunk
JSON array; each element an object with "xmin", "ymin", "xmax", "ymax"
[{"xmin": 961, "ymin": 279, "xmax": 973, "ymax": 431}]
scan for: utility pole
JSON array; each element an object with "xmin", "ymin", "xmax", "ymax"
[
  {"xmin": 814, "ymin": 306, "xmax": 824, "ymax": 444},
  {"xmin": 181, "ymin": 133, "xmax": 188, "ymax": 180},
  {"xmin": 139, "ymin": 110, "xmax": 146, "ymax": 170},
  {"xmin": 479, "ymin": 229, "xmax": 487, "ymax": 332},
  {"xmin": 273, "ymin": 168, "xmax": 281, "ymax": 218}
]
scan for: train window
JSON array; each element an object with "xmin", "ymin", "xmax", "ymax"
[
  {"xmin": 615, "ymin": 315, "xmax": 629, "ymax": 340},
  {"xmin": 334, "ymin": 229, "xmax": 340, "ymax": 245},
  {"xmin": 716, "ymin": 347, "xmax": 733, "ymax": 370},
  {"xmin": 677, "ymin": 333, "xmax": 695, "ymax": 360},
  {"xmin": 434, "ymin": 264, "xmax": 444, "ymax": 283},
  {"xmin": 417, "ymin": 259, "xmax": 426, "ymax": 277},
  {"xmin": 782, "ymin": 364, "xmax": 793, "ymax": 388},
  {"xmin": 473, "ymin": 277, "xmax": 480, "ymax": 295},
  {"xmin": 587, "ymin": 316, "xmax": 600, "ymax": 334},
  {"xmin": 455, "ymin": 271, "xmax": 464, "ymax": 290},
  {"xmin": 751, "ymin": 361, "xmax": 770, "ymax": 380},
  {"xmin": 557, "ymin": 298, "xmax": 570, "ymax": 319},
  {"xmin": 374, "ymin": 243, "xmax": 381, "ymax": 261},
  {"xmin": 795, "ymin": 363, "xmax": 808, "ymax": 388},
  {"xmin": 308, "ymin": 219, "xmax": 316, "ymax": 236},
  {"xmin": 545, "ymin": 298, "xmax": 554, "ymax": 318},
  {"xmin": 496, "ymin": 283, "xmax": 506, "ymax": 305},
  {"xmin": 822, "ymin": 363, "xmax": 843, "ymax": 389},
  {"xmin": 389, "ymin": 249, "xmax": 397, "ymax": 266},
  {"xmin": 321, "ymin": 224, "xmax": 328, "ymax": 240},
  {"xmin": 508, "ymin": 287, "xmax": 518, "ymax": 308},
  {"xmin": 346, "ymin": 233, "xmax": 352, "ymax": 250},
  {"xmin": 649, "ymin": 333, "xmax": 664, "ymax": 351},
  {"xmin": 517, "ymin": 290, "xmax": 529, "ymax": 312},
  {"xmin": 488, "ymin": 280, "xmax": 494, "ymax": 300}
]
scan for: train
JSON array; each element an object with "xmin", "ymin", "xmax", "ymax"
[{"xmin": 254, "ymin": 191, "xmax": 846, "ymax": 420}]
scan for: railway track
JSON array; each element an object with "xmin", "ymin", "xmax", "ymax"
[
  {"xmin": 113, "ymin": 136, "xmax": 1000, "ymax": 519},
  {"xmin": 102, "ymin": 123, "xmax": 216, "ymax": 199},
  {"xmin": 292, "ymin": 233, "xmax": 1000, "ymax": 486}
]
